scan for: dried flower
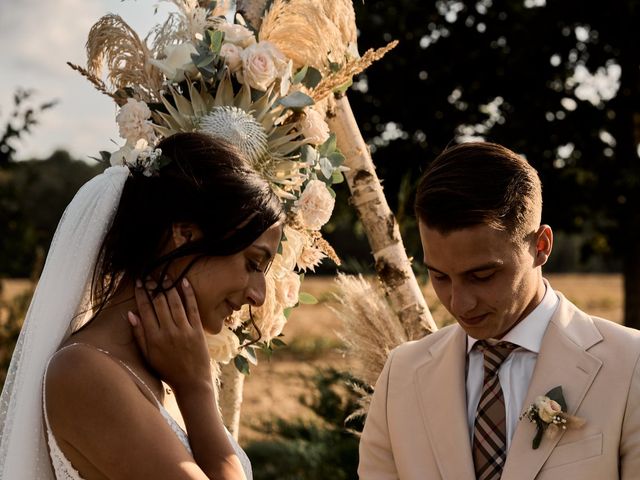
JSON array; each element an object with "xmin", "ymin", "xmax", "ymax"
[
  {"xmin": 115, "ymin": 98, "xmax": 156, "ymax": 144},
  {"xmin": 296, "ymin": 179, "xmax": 335, "ymax": 230},
  {"xmin": 297, "ymin": 244, "xmax": 326, "ymax": 272}
]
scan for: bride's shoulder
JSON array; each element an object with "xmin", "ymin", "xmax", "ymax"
[{"xmin": 45, "ymin": 344, "xmax": 142, "ymax": 416}]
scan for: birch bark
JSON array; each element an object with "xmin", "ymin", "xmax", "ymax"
[{"xmin": 327, "ymin": 94, "xmax": 437, "ymax": 339}]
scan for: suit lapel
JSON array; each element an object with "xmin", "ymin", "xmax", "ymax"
[
  {"xmin": 414, "ymin": 326, "xmax": 476, "ymax": 479},
  {"xmin": 502, "ymin": 293, "xmax": 603, "ymax": 480}
]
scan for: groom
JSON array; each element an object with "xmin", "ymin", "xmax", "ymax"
[{"xmin": 358, "ymin": 142, "xmax": 640, "ymax": 479}]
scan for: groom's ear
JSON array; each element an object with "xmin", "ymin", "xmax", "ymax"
[
  {"xmin": 533, "ymin": 224, "xmax": 553, "ymax": 267},
  {"xmin": 171, "ymin": 222, "xmax": 203, "ymax": 248}
]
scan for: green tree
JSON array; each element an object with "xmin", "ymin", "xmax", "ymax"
[{"xmin": 350, "ymin": 0, "xmax": 640, "ymax": 326}]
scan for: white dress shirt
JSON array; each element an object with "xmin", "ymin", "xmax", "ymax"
[{"xmin": 465, "ymin": 281, "xmax": 559, "ymax": 449}]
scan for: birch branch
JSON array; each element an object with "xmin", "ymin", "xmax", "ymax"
[{"xmin": 327, "ymin": 94, "xmax": 437, "ymax": 338}]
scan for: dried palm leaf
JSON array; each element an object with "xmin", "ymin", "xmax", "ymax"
[
  {"xmin": 312, "ymin": 41, "xmax": 399, "ymax": 103},
  {"xmin": 259, "ymin": 0, "xmax": 355, "ymax": 73},
  {"xmin": 86, "ymin": 14, "xmax": 163, "ymax": 103},
  {"xmin": 331, "ymin": 273, "xmax": 407, "ymax": 388}
]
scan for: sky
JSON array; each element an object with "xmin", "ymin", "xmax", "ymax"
[{"xmin": 0, "ymin": 0, "xmax": 175, "ymax": 161}]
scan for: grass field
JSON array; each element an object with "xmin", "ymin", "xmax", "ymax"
[{"xmin": 0, "ymin": 274, "xmax": 625, "ymax": 442}]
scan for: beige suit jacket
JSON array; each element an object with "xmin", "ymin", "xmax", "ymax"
[{"xmin": 358, "ymin": 292, "xmax": 640, "ymax": 479}]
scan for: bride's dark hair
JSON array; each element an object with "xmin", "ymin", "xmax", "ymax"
[{"xmin": 91, "ymin": 131, "xmax": 283, "ymax": 316}]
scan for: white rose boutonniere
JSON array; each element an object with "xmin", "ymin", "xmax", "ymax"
[{"xmin": 520, "ymin": 386, "xmax": 586, "ymax": 449}]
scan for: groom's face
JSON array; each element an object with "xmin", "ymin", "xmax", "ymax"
[{"xmin": 419, "ymin": 221, "xmax": 546, "ymax": 340}]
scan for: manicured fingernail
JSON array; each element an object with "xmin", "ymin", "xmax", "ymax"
[
  {"xmin": 146, "ymin": 280, "xmax": 157, "ymax": 289},
  {"xmin": 135, "ymin": 279, "xmax": 142, "ymax": 288},
  {"xmin": 127, "ymin": 311, "xmax": 137, "ymax": 326},
  {"xmin": 182, "ymin": 277, "xmax": 190, "ymax": 288}
]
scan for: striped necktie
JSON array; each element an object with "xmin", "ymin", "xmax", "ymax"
[{"xmin": 472, "ymin": 340, "xmax": 517, "ymax": 480}]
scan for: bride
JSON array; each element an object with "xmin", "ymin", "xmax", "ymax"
[{"xmin": 0, "ymin": 131, "xmax": 283, "ymax": 479}]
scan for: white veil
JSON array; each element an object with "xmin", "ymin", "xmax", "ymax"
[{"xmin": 0, "ymin": 166, "xmax": 129, "ymax": 479}]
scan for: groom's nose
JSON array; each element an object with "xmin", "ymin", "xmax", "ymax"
[{"xmin": 450, "ymin": 283, "xmax": 477, "ymax": 318}]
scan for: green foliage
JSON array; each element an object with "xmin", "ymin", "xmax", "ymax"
[
  {"xmin": 244, "ymin": 369, "xmax": 365, "ymax": 480},
  {"xmin": 0, "ymin": 152, "xmax": 102, "ymax": 277}
]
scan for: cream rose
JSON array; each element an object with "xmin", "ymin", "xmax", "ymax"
[
  {"xmin": 149, "ymin": 42, "xmax": 198, "ymax": 82},
  {"xmin": 300, "ymin": 108, "xmax": 330, "ymax": 145},
  {"xmin": 220, "ymin": 43, "xmax": 244, "ymax": 73},
  {"xmin": 279, "ymin": 226, "xmax": 305, "ymax": 271},
  {"xmin": 296, "ymin": 179, "xmax": 335, "ymax": 230},
  {"xmin": 535, "ymin": 396, "xmax": 562, "ymax": 423},
  {"xmin": 217, "ymin": 22, "xmax": 256, "ymax": 48},
  {"xmin": 115, "ymin": 98, "xmax": 155, "ymax": 145},
  {"xmin": 276, "ymin": 270, "xmax": 301, "ymax": 309},
  {"xmin": 239, "ymin": 41, "xmax": 289, "ymax": 92},
  {"xmin": 206, "ymin": 327, "xmax": 240, "ymax": 364}
]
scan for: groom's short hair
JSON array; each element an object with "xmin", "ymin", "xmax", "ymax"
[{"xmin": 415, "ymin": 142, "xmax": 542, "ymax": 242}]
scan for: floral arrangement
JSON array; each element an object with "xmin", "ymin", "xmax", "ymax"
[
  {"xmin": 520, "ymin": 386, "xmax": 585, "ymax": 449},
  {"xmin": 70, "ymin": 0, "xmax": 396, "ymax": 372}
]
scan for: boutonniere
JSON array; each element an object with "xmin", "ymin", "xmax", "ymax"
[{"xmin": 519, "ymin": 386, "xmax": 586, "ymax": 449}]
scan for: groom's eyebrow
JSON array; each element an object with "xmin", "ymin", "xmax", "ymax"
[{"xmin": 424, "ymin": 261, "xmax": 503, "ymax": 276}]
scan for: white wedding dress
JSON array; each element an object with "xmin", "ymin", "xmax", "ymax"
[{"xmin": 43, "ymin": 344, "xmax": 253, "ymax": 480}]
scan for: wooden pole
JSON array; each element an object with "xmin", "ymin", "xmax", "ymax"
[
  {"xmin": 219, "ymin": 362, "xmax": 244, "ymax": 439},
  {"xmin": 327, "ymin": 94, "xmax": 437, "ymax": 338}
]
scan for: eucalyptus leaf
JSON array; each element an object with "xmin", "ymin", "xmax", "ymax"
[
  {"xmin": 234, "ymin": 355, "xmax": 251, "ymax": 375},
  {"xmin": 329, "ymin": 61, "xmax": 341, "ymax": 73},
  {"xmin": 301, "ymin": 66, "xmax": 322, "ymax": 89},
  {"xmin": 546, "ymin": 386, "xmax": 567, "ymax": 411},
  {"xmin": 328, "ymin": 150, "xmax": 345, "ymax": 167},
  {"xmin": 334, "ymin": 78, "xmax": 353, "ymax": 95},
  {"xmin": 327, "ymin": 186, "xmax": 337, "ymax": 199},
  {"xmin": 277, "ymin": 91, "xmax": 314, "ymax": 110},
  {"xmin": 331, "ymin": 170, "xmax": 345, "ymax": 184},
  {"xmin": 292, "ymin": 65, "xmax": 309, "ymax": 84},
  {"xmin": 245, "ymin": 347, "xmax": 258, "ymax": 365},
  {"xmin": 209, "ymin": 30, "xmax": 224, "ymax": 55},
  {"xmin": 319, "ymin": 133, "xmax": 337, "ymax": 157},
  {"xmin": 271, "ymin": 338, "xmax": 287, "ymax": 347},
  {"xmin": 298, "ymin": 292, "xmax": 318, "ymax": 305}
]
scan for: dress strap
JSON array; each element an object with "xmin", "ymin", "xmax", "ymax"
[{"xmin": 52, "ymin": 342, "xmax": 163, "ymax": 407}]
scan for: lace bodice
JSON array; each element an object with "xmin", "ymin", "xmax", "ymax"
[{"xmin": 43, "ymin": 344, "xmax": 253, "ymax": 480}]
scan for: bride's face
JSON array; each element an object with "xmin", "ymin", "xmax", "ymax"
[{"xmin": 178, "ymin": 223, "xmax": 282, "ymax": 334}]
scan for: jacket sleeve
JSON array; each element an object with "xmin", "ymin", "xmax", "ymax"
[
  {"xmin": 621, "ymin": 349, "xmax": 640, "ymax": 480},
  {"xmin": 358, "ymin": 350, "xmax": 399, "ymax": 480}
]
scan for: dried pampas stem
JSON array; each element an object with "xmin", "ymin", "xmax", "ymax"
[
  {"xmin": 331, "ymin": 274, "xmax": 408, "ymax": 388},
  {"xmin": 259, "ymin": 0, "xmax": 356, "ymax": 72},
  {"xmin": 86, "ymin": 14, "xmax": 163, "ymax": 103},
  {"xmin": 312, "ymin": 41, "xmax": 399, "ymax": 103},
  {"xmin": 67, "ymin": 62, "xmax": 120, "ymax": 104}
]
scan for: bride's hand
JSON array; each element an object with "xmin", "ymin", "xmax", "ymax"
[{"xmin": 128, "ymin": 277, "xmax": 213, "ymax": 394}]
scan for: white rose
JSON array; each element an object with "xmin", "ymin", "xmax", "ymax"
[
  {"xmin": 300, "ymin": 108, "xmax": 330, "ymax": 145},
  {"xmin": 252, "ymin": 274, "xmax": 287, "ymax": 340},
  {"xmin": 115, "ymin": 98, "xmax": 155, "ymax": 145},
  {"xmin": 217, "ymin": 22, "xmax": 256, "ymax": 48},
  {"xmin": 535, "ymin": 396, "xmax": 562, "ymax": 423},
  {"xmin": 296, "ymin": 179, "xmax": 335, "ymax": 230},
  {"xmin": 276, "ymin": 270, "xmax": 301, "ymax": 309},
  {"xmin": 220, "ymin": 43, "xmax": 244, "ymax": 73},
  {"xmin": 206, "ymin": 327, "xmax": 240, "ymax": 364},
  {"xmin": 239, "ymin": 41, "xmax": 289, "ymax": 91},
  {"xmin": 149, "ymin": 42, "xmax": 198, "ymax": 83}
]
